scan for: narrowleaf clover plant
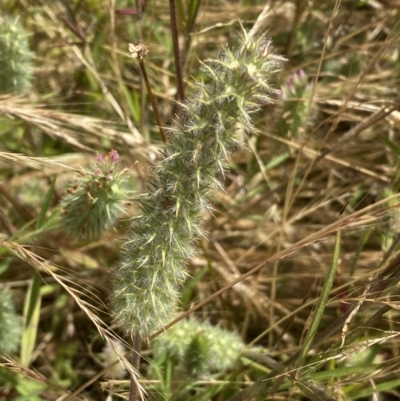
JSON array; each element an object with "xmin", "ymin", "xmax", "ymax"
[
  {"xmin": 275, "ymin": 70, "xmax": 314, "ymax": 141},
  {"xmin": 0, "ymin": 15, "xmax": 33, "ymax": 94},
  {"xmin": 113, "ymin": 28, "xmax": 283, "ymax": 339}
]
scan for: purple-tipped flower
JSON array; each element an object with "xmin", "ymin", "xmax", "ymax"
[
  {"xmin": 275, "ymin": 69, "xmax": 314, "ymax": 140},
  {"xmin": 60, "ymin": 150, "xmax": 130, "ymax": 239},
  {"xmin": 284, "ymin": 70, "xmax": 309, "ymax": 97},
  {"xmin": 95, "ymin": 153, "xmax": 105, "ymax": 163},
  {"xmin": 109, "ymin": 149, "xmax": 120, "ymax": 162}
]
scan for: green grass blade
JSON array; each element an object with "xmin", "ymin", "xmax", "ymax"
[
  {"xmin": 187, "ymin": 0, "xmax": 202, "ymax": 31},
  {"xmin": 349, "ymin": 378, "xmax": 400, "ymax": 399},
  {"xmin": 181, "ymin": 265, "xmax": 208, "ymax": 307},
  {"xmin": 36, "ymin": 176, "xmax": 56, "ymax": 230},
  {"xmin": 296, "ymin": 228, "xmax": 341, "ymax": 368},
  {"xmin": 20, "ymin": 274, "xmax": 42, "ymax": 366},
  {"xmin": 265, "ymin": 152, "xmax": 290, "ymax": 170},
  {"xmin": 379, "ymin": 134, "xmax": 400, "ymax": 157}
]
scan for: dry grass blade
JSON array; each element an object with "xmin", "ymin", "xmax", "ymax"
[
  {"xmin": 0, "ymin": 150, "xmax": 77, "ymax": 172},
  {"xmin": 0, "ymin": 97, "xmax": 152, "ymax": 156}
]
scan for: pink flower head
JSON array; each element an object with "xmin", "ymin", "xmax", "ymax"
[
  {"xmin": 94, "ymin": 168, "xmax": 101, "ymax": 176},
  {"xmin": 96, "ymin": 153, "xmax": 105, "ymax": 163},
  {"xmin": 110, "ymin": 149, "xmax": 120, "ymax": 162},
  {"xmin": 285, "ymin": 76, "xmax": 294, "ymax": 91}
]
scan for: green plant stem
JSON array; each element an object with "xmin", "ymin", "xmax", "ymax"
[
  {"xmin": 181, "ymin": 0, "xmax": 201, "ymax": 71},
  {"xmin": 169, "ymin": 0, "xmax": 185, "ymax": 103},
  {"xmin": 137, "ymin": 57, "xmax": 167, "ymax": 142},
  {"xmin": 285, "ymin": 0, "xmax": 306, "ymax": 58}
]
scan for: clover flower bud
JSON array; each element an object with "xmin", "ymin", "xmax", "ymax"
[{"xmin": 61, "ymin": 150, "xmax": 130, "ymax": 239}]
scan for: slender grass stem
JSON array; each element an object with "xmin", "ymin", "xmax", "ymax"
[{"xmin": 130, "ymin": 43, "xmax": 167, "ymax": 142}]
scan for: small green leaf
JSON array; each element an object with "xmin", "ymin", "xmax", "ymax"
[
  {"xmin": 181, "ymin": 266, "xmax": 208, "ymax": 307},
  {"xmin": 36, "ymin": 176, "xmax": 57, "ymax": 230},
  {"xmin": 0, "ymin": 256, "xmax": 12, "ymax": 276},
  {"xmin": 21, "ymin": 274, "xmax": 42, "ymax": 366},
  {"xmin": 297, "ymin": 228, "xmax": 341, "ymax": 367},
  {"xmin": 15, "ymin": 376, "xmax": 45, "ymax": 401},
  {"xmin": 379, "ymin": 134, "xmax": 400, "ymax": 157},
  {"xmin": 265, "ymin": 152, "xmax": 290, "ymax": 170}
]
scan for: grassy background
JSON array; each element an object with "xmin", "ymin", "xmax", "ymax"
[{"xmin": 1, "ymin": 0, "xmax": 400, "ymax": 400}]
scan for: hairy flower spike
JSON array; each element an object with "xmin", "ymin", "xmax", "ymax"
[
  {"xmin": 275, "ymin": 70, "xmax": 314, "ymax": 140},
  {"xmin": 184, "ymin": 334, "xmax": 211, "ymax": 377},
  {"xmin": 60, "ymin": 150, "xmax": 129, "ymax": 239},
  {"xmin": 0, "ymin": 289, "xmax": 22, "ymax": 354},
  {"xmin": 0, "ymin": 16, "xmax": 33, "ymax": 94},
  {"xmin": 113, "ymin": 28, "xmax": 282, "ymax": 338},
  {"xmin": 152, "ymin": 318, "xmax": 244, "ymax": 376}
]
